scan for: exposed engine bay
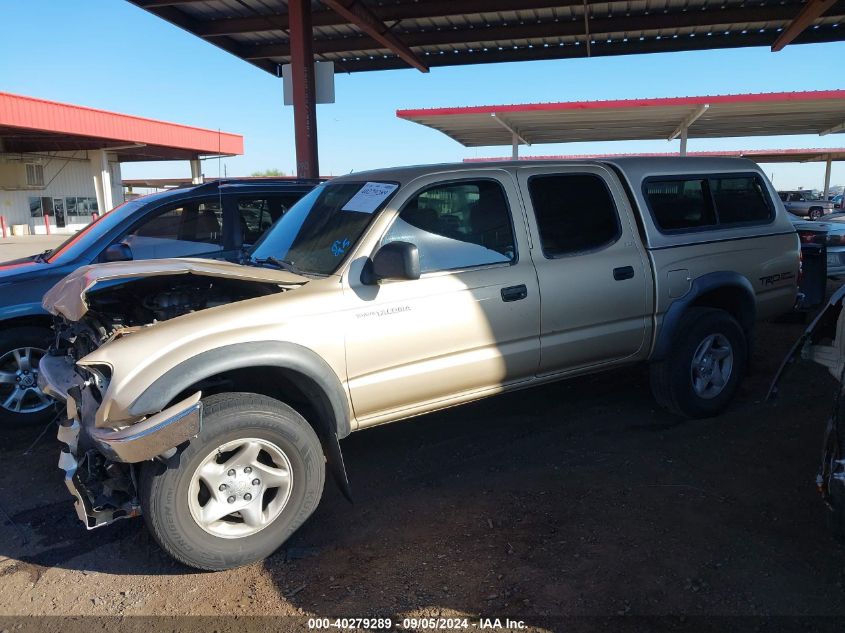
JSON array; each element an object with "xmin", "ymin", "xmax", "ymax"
[
  {"xmin": 42, "ymin": 270, "xmax": 291, "ymax": 529},
  {"xmin": 55, "ymin": 275, "xmax": 284, "ymax": 356}
]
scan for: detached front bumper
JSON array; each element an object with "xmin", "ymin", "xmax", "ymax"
[
  {"xmin": 38, "ymin": 354, "xmax": 202, "ymax": 463},
  {"xmin": 38, "ymin": 353, "xmax": 203, "ymax": 528}
]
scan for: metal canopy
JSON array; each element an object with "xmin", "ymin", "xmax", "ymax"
[
  {"xmin": 397, "ymin": 91, "xmax": 845, "ymax": 147},
  {"xmin": 0, "ymin": 92, "xmax": 243, "ymax": 162},
  {"xmin": 127, "ymin": 0, "xmax": 845, "ymax": 75},
  {"xmin": 463, "ymin": 148, "xmax": 845, "ymax": 163}
]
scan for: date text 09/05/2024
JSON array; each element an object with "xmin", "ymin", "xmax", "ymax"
[{"xmin": 307, "ymin": 617, "xmax": 528, "ymax": 629}]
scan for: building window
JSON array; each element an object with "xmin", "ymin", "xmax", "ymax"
[
  {"xmin": 28, "ymin": 197, "xmax": 42, "ymax": 217},
  {"xmin": 25, "ymin": 163, "xmax": 44, "ymax": 187}
]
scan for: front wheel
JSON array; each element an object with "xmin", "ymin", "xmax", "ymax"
[
  {"xmin": 650, "ymin": 308, "xmax": 748, "ymax": 418},
  {"xmin": 809, "ymin": 207, "xmax": 823, "ymax": 221},
  {"xmin": 139, "ymin": 393, "xmax": 325, "ymax": 571}
]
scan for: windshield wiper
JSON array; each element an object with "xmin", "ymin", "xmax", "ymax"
[
  {"xmin": 252, "ymin": 256, "xmax": 306, "ymax": 276},
  {"xmin": 33, "ymin": 249, "xmax": 52, "ymax": 263}
]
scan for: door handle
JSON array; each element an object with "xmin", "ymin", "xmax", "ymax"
[
  {"xmin": 613, "ymin": 266, "xmax": 635, "ymax": 281},
  {"xmin": 501, "ymin": 284, "xmax": 528, "ymax": 302}
]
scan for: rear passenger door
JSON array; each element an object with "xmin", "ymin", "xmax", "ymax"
[{"xmin": 516, "ymin": 166, "xmax": 651, "ymax": 375}]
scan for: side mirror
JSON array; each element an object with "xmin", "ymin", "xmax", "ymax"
[
  {"xmin": 103, "ymin": 242, "xmax": 133, "ymax": 263},
  {"xmin": 363, "ymin": 241, "xmax": 420, "ymax": 284}
]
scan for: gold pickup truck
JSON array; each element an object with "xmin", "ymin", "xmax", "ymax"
[{"xmin": 39, "ymin": 158, "xmax": 799, "ymax": 570}]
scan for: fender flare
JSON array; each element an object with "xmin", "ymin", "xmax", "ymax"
[
  {"xmin": 128, "ymin": 341, "xmax": 349, "ymax": 432},
  {"xmin": 128, "ymin": 340, "xmax": 354, "ymax": 501},
  {"xmin": 651, "ymin": 271, "xmax": 756, "ymax": 362}
]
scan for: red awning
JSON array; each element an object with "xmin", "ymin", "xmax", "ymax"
[{"xmin": 0, "ymin": 92, "xmax": 243, "ymax": 161}]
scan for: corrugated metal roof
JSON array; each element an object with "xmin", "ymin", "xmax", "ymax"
[
  {"xmin": 127, "ymin": 0, "xmax": 845, "ymax": 74},
  {"xmin": 397, "ymin": 90, "xmax": 845, "ymax": 146}
]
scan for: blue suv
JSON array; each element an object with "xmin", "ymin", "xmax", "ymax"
[{"xmin": 0, "ymin": 178, "xmax": 317, "ymax": 425}]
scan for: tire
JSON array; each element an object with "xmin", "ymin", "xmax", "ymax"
[
  {"xmin": 0, "ymin": 326, "xmax": 60, "ymax": 426},
  {"xmin": 650, "ymin": 308, "xmax": 748, "ymax": 419},
  {"xmin": 809, "ymin": 207, "xmax": 823, "ymax": 221},
  {"xmin": 139, "ymin": 392, "xmax": 325, "ymax": 571}
]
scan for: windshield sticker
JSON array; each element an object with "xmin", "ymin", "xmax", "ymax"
[
  {"xmin": 331, "ymin": 238, "xmax": 351, "ymax": 257},
  {"xmin": 341, "ymin": 182, "xmax": 399, "ymax": 214}
]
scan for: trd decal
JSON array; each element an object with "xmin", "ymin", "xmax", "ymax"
[{"xmin": 759, "ymin": 272, "xmax": 795, "ymax": 286}]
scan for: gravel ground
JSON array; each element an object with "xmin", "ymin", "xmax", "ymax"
[{"xmin": 1, "ymin": 291, "xmax": 844, "ymax": 632}]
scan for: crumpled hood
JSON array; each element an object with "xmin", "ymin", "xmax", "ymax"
[{"xmin": 43, "ymin": 258, "xmax": 308, "ymax": 321}]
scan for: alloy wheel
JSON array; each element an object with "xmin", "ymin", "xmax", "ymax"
[
  {"xmin": 188, "ymin": 437, "xmax": 293, "ymax": 539},
  {"xmin": 0, "ymin": 346, "xmax": 53, "ymax": 415},
  {"xmin": 690, "ymin": 333, "xmax": 734, "ymax": 400}
]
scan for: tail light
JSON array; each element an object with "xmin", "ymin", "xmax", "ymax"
[
  {"xmin": 827, "ymin": 234, "xmax": 845, "ymax": 246},
  {"xmin": 799, "ymin": 230, "xmax": 825, "ymax": 244}
]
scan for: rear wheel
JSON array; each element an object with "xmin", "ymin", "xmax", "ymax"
[
  {"xmin": 0, "ymin": 326, "xmax": 59, "ymax": 426},
  {"xmin": 139, "ymin": 393, "xmax": 325, "ymax": 570},
  {"xmin": 650, "ymin": 308, "xmax": 747, "ymax": 418}
]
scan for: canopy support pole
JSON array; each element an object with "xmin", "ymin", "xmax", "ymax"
[
  {"xmin": 824, "ymin": 156, "xmax": 833, "ymax": 200},
  {"xmin": 680, "ymin": 128, "xmax": 688, "ymax": 157},
  {"xmin": 289, "ymin": 0, "xmax": 319, "ymax": 179},
  {"xmin": 190, "ymin": 158, "xmax": 203, "ymax": 184},
  {"xmin": 491, "ymin": 113, "xmax": 529, "ymax": 160}
]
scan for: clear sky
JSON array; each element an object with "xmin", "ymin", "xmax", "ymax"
[{"xmin": 1, "ymin": 0, "xmax": 843, "ymax": 190}]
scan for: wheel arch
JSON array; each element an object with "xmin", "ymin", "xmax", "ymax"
[
  {"xmin": 129, "ymin": 341, "xmax": 353, "ymax": 500},
  {"xmin": 652, "ymin": 271, "xmax": 756, "ymax": 362}
]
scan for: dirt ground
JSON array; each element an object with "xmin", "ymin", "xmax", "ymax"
[{"xmin": 1, "ymin": 290, "xmax": 845, "ymax": 632}]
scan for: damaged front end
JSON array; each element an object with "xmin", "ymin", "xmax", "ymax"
[
  {"xmin": 39, "ymin": 259, "xmax": 302, "ymax": 529},
  {"xmin": 40, "ymin": 320, "xmax": 205, "ymax": 529},
  {"xmin": 769, "ymin": 284, "xmax": 845, "ymax": 526}
]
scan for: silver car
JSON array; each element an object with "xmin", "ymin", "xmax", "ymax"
[{"xmin": 779, "ymin": 190, "xmax": 835, "ymax": 220}]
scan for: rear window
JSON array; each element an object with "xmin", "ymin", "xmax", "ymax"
[
  {"xmin": 643, "ymin": 173, "xmax": 774, "ymax": 233},
  {"xmin": 527, "ymin": 173, "xmax": 621, "ymax": 257}
]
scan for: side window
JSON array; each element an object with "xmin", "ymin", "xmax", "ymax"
[
  {"xmin": 238, "ymin": 195, "xmax": 300, "ymax": 246},
  {"xmin": 381, "ymin": 180, "xmax": 516, "ymax": 274},
  {"xmin": 528, "ymin": 173, "xmax": 621, "ymax": 257},
  {"xmin": 710, "ymin": 176, "xmax": 772, "ymax": 225},
  {"xmin": 788, "ymin": 193, "xmax": 802, "ymax": 202},
  {"xmin": 644, "ymin": 178, "xmax": 716, "ymax": 232},
  {"xmin": 123, "ymin": 198, "xmax": 223, "ymax": 260},
  {"xmin": 778, "ymin": 192, "xmax": 788, "ymax": 201}
]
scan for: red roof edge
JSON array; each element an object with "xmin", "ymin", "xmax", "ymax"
[
  {"xmin": 462, "ymin": 148, "xmax": 845, "ymax": 162},
  {"xmin": 397, "ymin": 90, "xmax": 845, "ymax": 119},
  {"xmin": 0, "ymin": 91, "xmax": 243, "ymax": 156}
]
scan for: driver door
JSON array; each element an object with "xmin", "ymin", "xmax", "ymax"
[{"xmin": 344, "ymin": 173, "xmax": 541, "ymax": 424}]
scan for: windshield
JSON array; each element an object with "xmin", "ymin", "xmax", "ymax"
[
  {"xmin": 45, "ymin": 190, "xmax": 177, "ymax": 264},
  {"xmin": 250, "ymin": 181, "xmax": 399, "ymax": 275}
]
